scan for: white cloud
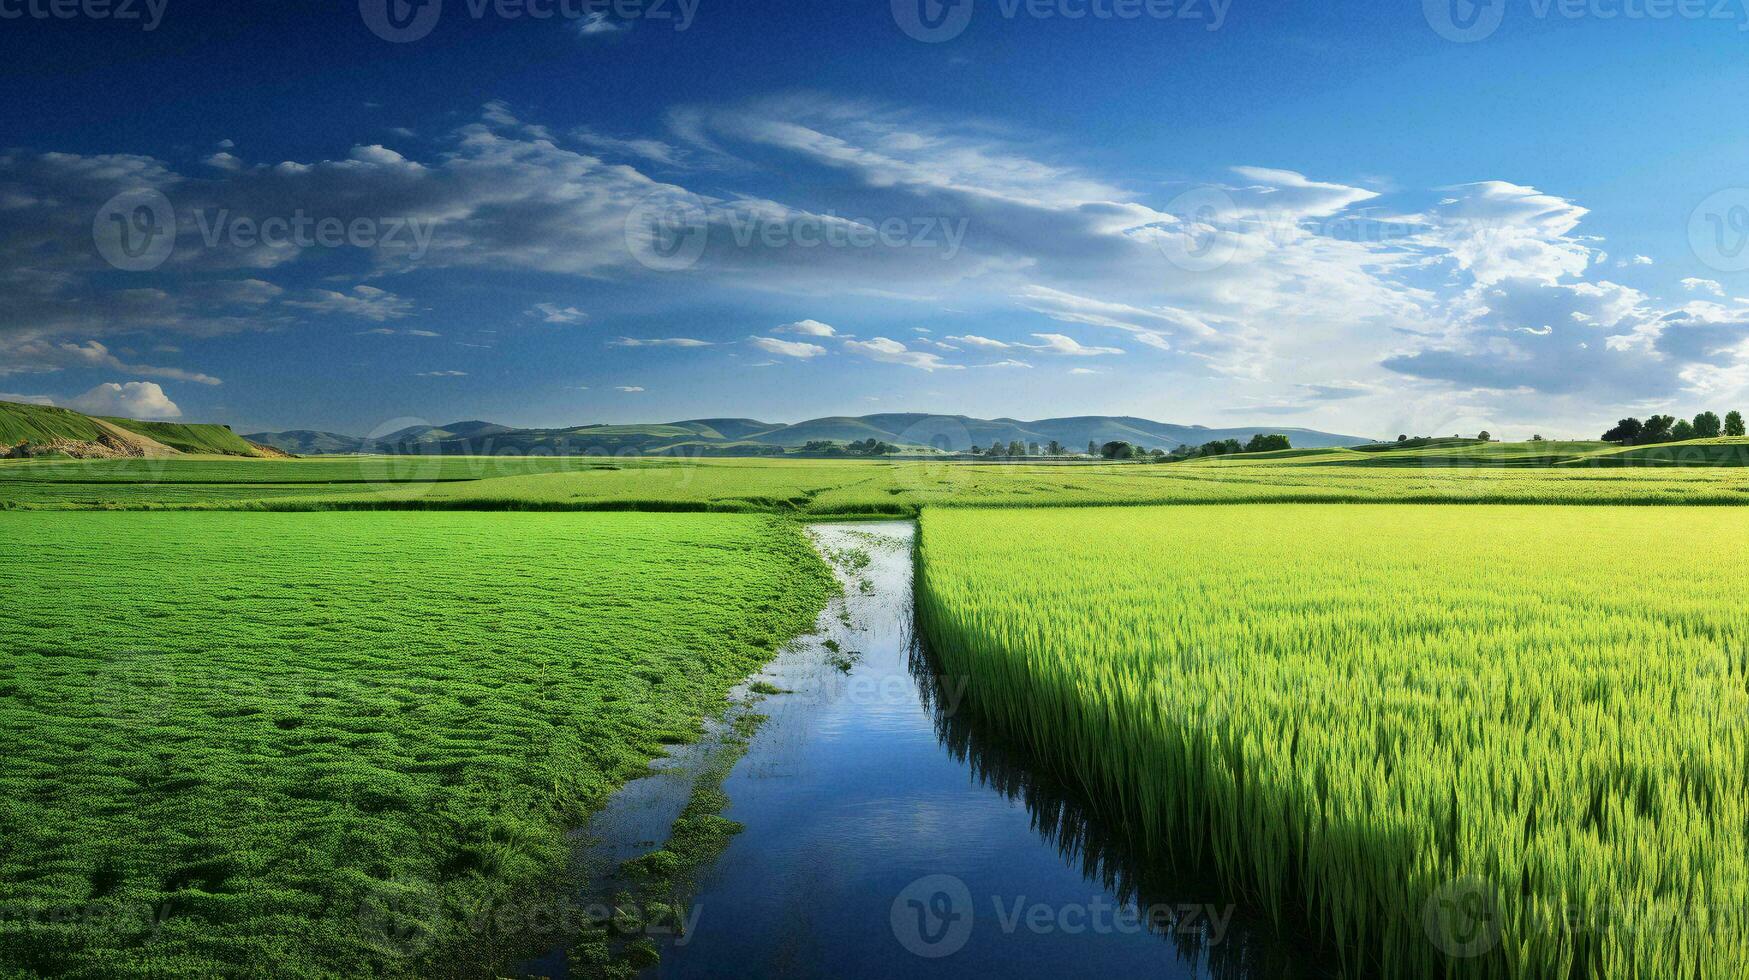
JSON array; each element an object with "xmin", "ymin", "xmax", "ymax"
[
  {"xmin": 527, "ymin": 303, "xmax": 588, "ymax": 324},
  {"xmin": 615, "ymin": 385, "xmax": 645, "ymax": 392},
  {"xmin": 947, "ymin": 334, "xmax": 1010, "ymax": 349},
  {"xmin": 573, "ymin": 11, "xmax": 624, "ymax": 35},
  {"xmin": 610, "ymin": 337, "xmax": 713, "ymax": 347},
  {"xmin": 978, "ymin": 359, "xmax": 1033, "ymax": 369},
  {"xmin": 66, "ymin": 381, "xmax": 181, "ymax": 419},
  {"xmin": 1682, "ymin": 278, "xmax": 1725, "ymax": 297},
  {"xmin": 415, "ymin": 370, "xmax": 467, "ymax": 377},
  {"xmin": 284, "ymin": 285, "xmax": 415, "ymax": 322},
  {"xmin": 843, "ymin": 336, "xmax": 961, "ymax": 371},
  {"xmin": 749, "ymin": 336, "xmax": 827, "ymax": 358},
  {"xmin": 1023, "ymin": 332, "xmax": 1124, "ymax": 356},
  {"xmin": 776, "ymin": 319, "xmax": 838, "ymax": 337},
  {"xmin": 0, "ymin": 339, "xmax": 222, "ymax": 385}
]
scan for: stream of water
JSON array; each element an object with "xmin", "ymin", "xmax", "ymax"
[{"xmin": 528, "ymin": 521, "xmax": 1329, "ymax": 978}]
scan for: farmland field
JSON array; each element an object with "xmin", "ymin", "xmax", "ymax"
[
  {"xmin": 0, "ymin": 511, "xmax": 830, "ymax": 978},
  {"xmin": 917, "ymin": 504, "xmax": 1749, "ymax": 979},
  {"xmin": 6, "ymin": 441, "xmax": 1749, "ymax": 513}
]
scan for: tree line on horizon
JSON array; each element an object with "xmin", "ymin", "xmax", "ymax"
[{"xmin": 1602, "ymin": 410, "xmax": 1745, "ymax": 446}]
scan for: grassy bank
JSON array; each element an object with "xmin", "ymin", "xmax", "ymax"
[
  {"xmin": 0, "ymin": 511, "xmax": 832, "ymax": 978},
  {"xmin": 917, "ymin": 504, "xmax": 1749, "ymax": 978}
]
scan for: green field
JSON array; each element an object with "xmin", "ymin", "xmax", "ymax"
[
  {"xmin": 0, "ymin": 511, "xmax": 830, "ymax": 978},
  {"xmin": 6, "ymin": 440, "xmax": 1749, "ymax": 512},
  {"xmin": 917, "ymin": 504, "xmax": 1749, "ymax": 978}
]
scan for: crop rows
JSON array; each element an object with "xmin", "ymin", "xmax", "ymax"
[{"xmin": 917, "ymin": 504, "xmax": 1749, "ymax": 978}]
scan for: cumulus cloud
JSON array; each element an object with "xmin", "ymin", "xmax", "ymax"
[
  {"xmin": 66, "ymin": 381, "xmax": 181, "ymax": 418},
  {"xmin": 843, "ymin": 336, "xmax": 961, "ymax": 371},
  {"xmin": 749, "ymin": 336, "xmax": 827, "ymax": 358},
  {"xmin": 776, "ymin": 319, "xmax": 838, "ymax": 337},
  {"xmin": 1682, "ymin": 278, "xmax": 1725, "ymax": 297}
]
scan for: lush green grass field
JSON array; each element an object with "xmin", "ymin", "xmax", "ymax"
[
  {"xmin": 917, "ymin": 505, "xmax": 1749, "ymax": 979},
  {"xmin": 7, "ymin": 443, "xmax": 1749, "ymax": 512},
  {"xmin": 0, "ymin": 511, "xmax": 830, "ymax": 978}
]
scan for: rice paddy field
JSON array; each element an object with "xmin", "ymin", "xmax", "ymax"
[
  {"xmin": 5, "ymin": 442, "xmax": 1749, "ymax": 513},
  {"xmin": 916, "ymin": 504, "xmax": 1749, "ymax": 979},
  {"xmin": 0, "ymin": 511, "xmax": 831, "ymax": 978},
  {"xmin": 10, "ymin": 445, "xmax": 1749, "ymax": 978}
]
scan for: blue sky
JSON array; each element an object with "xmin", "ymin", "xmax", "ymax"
[{"xmin": 3, "ymin": 0, "xmax": 1748, "ymax": 438}]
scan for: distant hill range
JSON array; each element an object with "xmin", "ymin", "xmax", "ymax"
[
  {"xmin": 0, "ymin": 399, "xmax": 276, "ymax": 459},
  {"xmin": 247, "ymin": 414, "xmax": 1374, "ymax": 456}
]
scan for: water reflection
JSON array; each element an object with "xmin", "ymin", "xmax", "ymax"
[{"xmin": 910, "ymin": 643, "xmax": 1332, "ymax": 980}]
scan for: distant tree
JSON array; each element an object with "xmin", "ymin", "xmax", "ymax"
[
  {"xmin": 1645, "ymin": 415, "xmax": 1676, "ymax": 442},
  {"xmin": 1602, "ymin": 417, "xmax": 1643, "ymax": 444},
  {"xmin": 1008, "ymin": 440, "xmax": 1026, "ymax": 457},
  {"xmin": 1397, "ymin": 434, "xmax": 1408, "ymax": 442},
  {"xmin": 1047, "ymin": 439, "xmax": 1063, "ymax": 455},
  {"xmin": 1027, "ymin": 441, "xmax": 1040, "ymax": 456},
  {"xmin": 1100, "ymin": 440, "xmax": 1134, "ymax": 460},
  {"xmin": 1087, "ymin": 440, "xmax": 1097, "ymax": 457},
  {"xmin": 1727, "ymin": 411, "xmax": 1746, "ymax": 437},
  {"xmin": 1477, "ymin": 430, "xmax": 1492, "ymax": 442},
  {"xmin": 1694, "ymin": 411, "xmax": 1723, "ymax": 439},
  {"xmin": 1672, "ymin": 419, "xmax": 1696, "ymax": 441},
  {"xmin": 985, "ymin": 443, "xmax": 1005, "ymax": 458},
  {"xmin": 1245, "ymin": 433, "xmax": 1291, "ymax": 452},
  {"xmin": 969, "ymin": 444, "xmax": 980, "ymax": 454},
  {"xmin": 1531, "ymin": 434, "xmax": 1544, "ymax": 442},
  {"xmin": 1198, "ymin": 439, "xmax": 1244, "ymax": 458}
]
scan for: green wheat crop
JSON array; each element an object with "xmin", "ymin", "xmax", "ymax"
[{"xmin": 917, "ymin": 504, "xmax": 1749, "ymax": 979}]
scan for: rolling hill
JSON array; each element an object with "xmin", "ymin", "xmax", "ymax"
[
  {"xmin": 1, "ymin": 399, "xmax": 266, "ymax": 458},
  {"xmin": 247, "ymin": 414, "xmax": 1375, "ymax": 456}
]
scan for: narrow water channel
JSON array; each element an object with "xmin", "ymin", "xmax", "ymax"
[{"xmin": 531, "ymin": 521, "xmax": 1329, "ymax": 978}]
